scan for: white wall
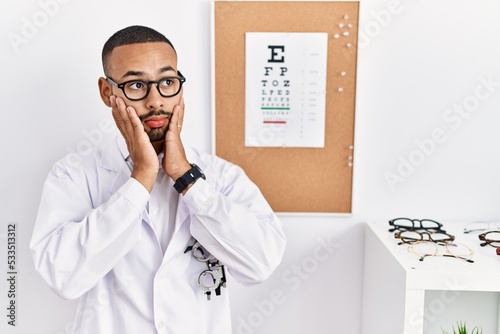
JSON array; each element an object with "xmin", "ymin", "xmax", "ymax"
[
  {"xmin": 354, "ymin": 0, "xmax": 500, "ymax": 221},
  {"xmin": 1, "ymin": 0, "xmax": 499, "ymax": 333}
]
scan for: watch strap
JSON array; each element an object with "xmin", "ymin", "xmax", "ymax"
[{"xmin": 174, "ymin": 164, "xmax": 204, "ymax": 193}]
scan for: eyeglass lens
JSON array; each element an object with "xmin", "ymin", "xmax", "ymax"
[{"xmin": 123, "ymin": 77, "xmax": 182, "ymax": 100}]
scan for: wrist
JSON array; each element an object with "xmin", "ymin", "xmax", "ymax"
[
  {"xmin": 171, "ymin": 162, "xmax": 192, "ymax": 182},
  {"xmin": 131, "ymin": 168, "xmax": 158, "ymax": 193}
]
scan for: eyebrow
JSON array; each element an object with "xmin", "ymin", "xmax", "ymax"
[
  {"xmin": 120, "ymin": 70, "xmax": 145, "ymax": 80},
  {"xmin": 158, "ymin": 66, "xmax": 176, "ymax": 75},
  {"xmin": 120, "ymin": 66, "xmax": 176, "ymax": 80}
]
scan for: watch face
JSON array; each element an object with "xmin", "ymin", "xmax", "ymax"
[{"xmin": 192, "ymin": 163, "xmax": 206, "ymax": 180}]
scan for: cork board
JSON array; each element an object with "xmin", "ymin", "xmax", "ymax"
[{"xmin": 213, "ymin": 1, "xmax": 359, "ymax": 213}]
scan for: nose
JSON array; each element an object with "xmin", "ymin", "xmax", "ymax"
[{"xmin": 144, "ymin": 83, "xmax": 164, "ymax": 110}]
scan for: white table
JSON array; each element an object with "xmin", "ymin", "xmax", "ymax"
[{"xmin": 362, "ymin": 220, "xmax": 500, "ymax": 334}]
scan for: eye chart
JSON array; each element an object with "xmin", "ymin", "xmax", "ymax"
[{"xmin": 245, "ymin": 32, "xmax": 328, "ymax": 148}]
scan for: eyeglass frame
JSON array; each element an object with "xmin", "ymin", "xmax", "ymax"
[
  {"xmin": 478, "ymin": 231, "xmax": 500, "ymax": 247},
  {"xmin": 388, "ymin": 217, "xmax": 445, "ymax": 233},
  {"xmin": 407, "ymin": 241, "xmax": 474, "ymax": 263},
  {"xmin": 464, "ymin": 221, "xmax": 500, "ymax": 234},
  {"xmin": 394, "ymin": 230, "xmax": 455, "ymax": 245},
  {"xmin": 106, "ymin": 70, "xmax": 186, "ymax": 101}
]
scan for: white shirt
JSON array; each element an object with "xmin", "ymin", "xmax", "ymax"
[
  {"xmin": 131, "ymin": 153, "xmax": 177, "ymax": 254},
  {"xmin": 150, "ymin": 170, "xmax": 177, "ymax": 253},
  {"xmin": 30, "ymin": 134, "xmax": 287, "ymax": 334}
]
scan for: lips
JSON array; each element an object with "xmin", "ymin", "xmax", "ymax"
[{"xmin": 145, "ymin": 117, "xmax": 168, "ymax": 128}]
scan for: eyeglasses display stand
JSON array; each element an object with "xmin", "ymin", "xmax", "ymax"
[{"xmin": 361, "ymin": 220, "xmax": 500, "ymax": 334}]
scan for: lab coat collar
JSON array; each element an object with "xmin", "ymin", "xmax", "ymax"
[
  {"xmin": 116, "ymin": 134, "xmax": 130, "ymax": 162},
  {"xmin": 98, "ymin": 135, "xmax": 130, "ymax": 173},
  {"xmin": 101, "ymin": 136, "xmax": 133, "ymax": 195}
]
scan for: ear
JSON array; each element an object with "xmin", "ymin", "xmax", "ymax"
[{"xmin": 98, "ymin": 77, "xmax": 112, "ymax": 107}]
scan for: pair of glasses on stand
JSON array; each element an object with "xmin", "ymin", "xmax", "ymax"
[
  {"xmin": 464, "ymin": 221, "xmax": 500, "ymax": 234},
  {"xmin": 407, "ymin": 241, "xmax": 475, "ymax": 263},
  {"xmin": 388, "ymin": 217, "xmax": 445, "ymax": 233},
  {"xmin": 478, "ymin": 231, "xmax": 500, "ymax": 256},
  {"xmin": 394, "ymin": 230, "xmax": 455, "ymax": 245},
  {"xmin": 389, "ymin": 218, "xmax": 474, "ymax": 263}
]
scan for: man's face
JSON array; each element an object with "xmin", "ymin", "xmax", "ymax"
[{"xmin": 105, "ymin": 42, "xmax": 181, "ymax": 142}]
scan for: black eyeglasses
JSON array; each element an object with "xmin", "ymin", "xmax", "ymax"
[
  {"xmin": 106, "ymin": 71, "xmax": 186, "ymax": 101},
  {"xmin": 388, "ymin": 217, "xmax": 444, "ymax": 233},
  {"xmin": 394, "ymin": 230, "xmax": 455, "ymax": 245}
]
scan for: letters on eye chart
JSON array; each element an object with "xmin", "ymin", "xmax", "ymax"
[{"xmin": 245, "ymin": 32, "xmax": 328, "ymax": 148}]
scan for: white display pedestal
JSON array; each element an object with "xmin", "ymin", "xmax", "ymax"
[{"xmin": 362, "ymin": 220, "xmax": 500, "ymax": 334}]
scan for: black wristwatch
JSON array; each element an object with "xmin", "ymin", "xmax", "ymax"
[{"xmin": 173, "ymin": 163, "xmax": 206, "ymax": 193}]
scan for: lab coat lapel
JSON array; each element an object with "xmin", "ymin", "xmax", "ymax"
[
  {"xmin": 101, "ymin": 135, "xmax": 154, "ymax": 229},
  {"xmin": 108, "ymin": 164, "xmax": 131, "ymax": 194},
  {"xmin": 161, "ymin": 196, "xmax": 191, "ymax": 263},
  {"xmin": 175, "ymin": 197, "xmax": 190, "ymax": 233},
  {"xmin": 163, "ymin": 148, "xmax": 205, "ymax": 260},
  {"xmin": 98, "ymin": 135, "xmax": 131, "ymax": 182}
]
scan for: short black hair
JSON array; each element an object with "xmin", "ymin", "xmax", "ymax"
[{"xmin": 102, "ymin": 25, "xmax": 176, "ymax": 75}]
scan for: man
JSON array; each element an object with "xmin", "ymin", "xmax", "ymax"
[{"xmin": 30, "ymin": 25, "xmax": 286, "ymax": 334}]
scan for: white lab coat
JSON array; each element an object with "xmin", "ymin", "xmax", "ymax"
[{"xmin": 30, "ymin": 134, "xmax": 287, "ymax": 334}]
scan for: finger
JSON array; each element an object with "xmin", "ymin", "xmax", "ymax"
[
  {"xmin": 114, "ymin": 97, "xmax": 136, "ymax": 135},
  {"xmin": 172, "ymin": 97, "xmax": 185, "ymax": 134},
  {"xmin": 110, "ymin": 95, "xmax": 117, "ymax": 108},
  {"xmin": 170, "ymin": 104, "xmax": 183, "ymax": 135},
  {"xmin": 178, "ymin": 97, "xmax": 185, "ymax": 129},
  {"xmin": 126, "ymin": 105, "xmax": 146, "ymax": 138},
  {"xmin": 110, "ymin": 96, "xmax": 127, "ymax": 137},
  {"xmin": 111, "ymin": 95, "xmax": 125, "ymax": 123}
]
